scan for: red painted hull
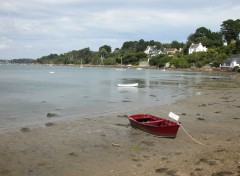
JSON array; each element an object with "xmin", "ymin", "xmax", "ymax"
[{"xmin": 128, "ymin": 114, "xmax": 180, "ymax": 138}]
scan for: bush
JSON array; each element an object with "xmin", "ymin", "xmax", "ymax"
[{"xmin": 232, "ymin": 66, "xmax": 240, "ymax": 72}]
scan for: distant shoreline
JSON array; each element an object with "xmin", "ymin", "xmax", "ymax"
[{"xmin": 3, "ymin": 62, "xmax": 237, "ymax": 74}]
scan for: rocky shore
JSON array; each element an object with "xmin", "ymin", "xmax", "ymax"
[{"xmin": 0, "ymin": 73, "xmax": 240, "ymax": 176}]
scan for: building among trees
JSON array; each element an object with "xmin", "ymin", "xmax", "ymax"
[
  {"xmin": 188, "ymin": 43, "xmax": 208, "ymax": 54},
  {"xmin": 220, "ymin": 54, "xmax": 240, "ymax": 70},
  {"xmin": 144, "ymin": 46, "xmax": 163, "ymax": 56},
  {"xmin": 163, "ymin": 48, "xmax": 179, "ymax": 54}
]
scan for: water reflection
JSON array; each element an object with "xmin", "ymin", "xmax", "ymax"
[{"xmin": 0, "ymin": 65, "xmax": 218, "ymax": 131}]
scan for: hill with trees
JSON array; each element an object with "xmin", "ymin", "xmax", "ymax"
[{"xmin": 11, "ymin": 19, "xmax": 240, "ymax": 69}]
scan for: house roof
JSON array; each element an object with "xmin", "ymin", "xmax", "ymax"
[
  {"xmin": 190, "ymin": 43, "xmax": 201, "ymax": 49},
  {"xmin": 232, "ymin": 58, "xmax": 240, "ymax": 64},
  {"xmin": 147, "ymin": 46, "xmax": 157, "ymax": 50},
  {"xmin": 230, "ymin": 54, "xmax": 240, "ymax": 59},
  {"xmin": 230, "ymin": 54, "xmax": 240, "ymax": 64},
  {"xmin": 164, "ymin": 48, "xmax": 177, "ymax": 51},
  {"xmin": 222, "ymin": 54, "xmax": 240, "ymax": 64}
]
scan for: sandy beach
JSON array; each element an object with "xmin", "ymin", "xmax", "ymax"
[{"xmin": 0, "ymin": 73, "xmax": 240, "ymax": 176}]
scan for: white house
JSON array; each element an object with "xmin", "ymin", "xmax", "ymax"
[
  {"xmin": 223, "ymin": 39, "xmax": 228, "ymax": 46},
  {"xmin": 188, "ymin": 43, "xmax": 208, "ymax": 54},
  {"xmin": 220, "ymin": 54, "xmax": 240, "ymax": 69},
  {"xmin": 144, "ymin": 46, "xmax": 163, "ymax": 56}
]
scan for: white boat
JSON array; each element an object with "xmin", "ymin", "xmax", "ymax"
[
  {"xmin": 80, "ymin": 59, "xmax": 83, "ymax": 68},
  {"xmin": 136, "ymin": 68, "xmax": 142, "ymax": 70},
  {"xmin": 116, "ymin": 68, "xmax": 126, "ymax": 71},
  {"xmin": 117, "ymin": 83, "xmax": 138, "ymax": 87}
]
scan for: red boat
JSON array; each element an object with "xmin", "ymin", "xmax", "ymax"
[{"xmin": 128, "ymin": 114, "xmax": 180, "ymax": 138}]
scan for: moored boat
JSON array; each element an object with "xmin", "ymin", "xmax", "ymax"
[
  {"xmin": 128, "ymin": 114, "xmax": 180, "ymax": 138},
  {"xmin": 117, "ymin": 83, "xmax": 138, "ymax": 87}
]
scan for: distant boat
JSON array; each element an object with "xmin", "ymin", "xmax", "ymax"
[
  {"xmin": 136, "ymin": 68, "xmax": 142, "ymax": 70},
  {"xmin": 49, "ymin": 71, "xmax": 55, "ymax": 74},
  {"xmin": 116, "ymin": 68, "xmax": 126, "ymax": 71},
  {"xmin": 80, "ymin": 59, "xmax": 83, "ymax": 68},
  {"xmin": 128, "ymin": 114, "xmax": 180, "ymax": 138},
  {"xmin": 117, "ymin": 83, "xmax": 138, "ymax": 87}
]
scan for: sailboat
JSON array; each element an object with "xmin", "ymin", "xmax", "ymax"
[{"xmin": 80, "ymin": 59, "xmax": 83, "ymax": 68}]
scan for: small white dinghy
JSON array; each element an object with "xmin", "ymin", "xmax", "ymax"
[{"xmin": 117, "ymin": 83, "xmax": 138, "ymax": 87}]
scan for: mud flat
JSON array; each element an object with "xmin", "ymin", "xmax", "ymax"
[{"xmin": 0, "ymin": 74, "xmax": 240, "ymax": 176}]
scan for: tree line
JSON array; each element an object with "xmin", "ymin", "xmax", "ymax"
[{"xmin": 18, "ymin": 19, "xmax": 240, "ymax": 68}]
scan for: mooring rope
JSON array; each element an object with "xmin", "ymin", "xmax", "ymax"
[
  {"xmin": 158, "ymin": 110, "xmax": 206, "ymax": 146},
  {"xmin": 180, "ymin": 124, "xmax": 205, "ymax": 146}
]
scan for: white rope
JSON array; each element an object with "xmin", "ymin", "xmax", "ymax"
[{"xmin": 180, "ymin": 124, "xmax": 205, "ymax": 146}]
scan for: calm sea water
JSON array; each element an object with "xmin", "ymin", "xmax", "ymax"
[{"xmin": 0, "ymin": 64, "xmax": 208, "ymax": 132}]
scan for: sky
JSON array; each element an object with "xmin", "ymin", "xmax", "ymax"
[{"xmin": 0, "ymin": 0, "xmax": 240, "ymax": 59}]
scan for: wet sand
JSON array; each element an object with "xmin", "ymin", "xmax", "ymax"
[{"xmin": 0, "ymin": 73, "xmax": 240, "ymax": 176}]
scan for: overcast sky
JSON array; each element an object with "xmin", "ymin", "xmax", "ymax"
[{"xmin": 0, "ymin": 0, "xmax": 239, "ymax": 59}]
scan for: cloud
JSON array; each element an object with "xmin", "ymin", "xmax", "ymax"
[
  {"xmin": 0, "ymin": 0, "xmax": 239, "ymax": 59},
  {"xmin": 0, "ymin": 38, "xmax": 12, "ymax": 50}
]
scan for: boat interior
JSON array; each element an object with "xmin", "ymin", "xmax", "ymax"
[{"xmin": 135, "ymin": 117, "xmax": 177, "ymax": 127}]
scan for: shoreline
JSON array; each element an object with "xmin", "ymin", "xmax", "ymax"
[
  {"xmin": 0, "ymin": 73, "xmax": 240, "ymax": 176},
  {"xmin": 3, "ymin": 62, "xmax": 237, "ymax": 72}
]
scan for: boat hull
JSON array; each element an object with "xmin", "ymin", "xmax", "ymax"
[
  {"xmin": 128, "ymin": 114, "xmax": 180, "ymax": 138},
  {"xmin": 117, "ymin": 83, "xmax": 138, "ymax": 87}
]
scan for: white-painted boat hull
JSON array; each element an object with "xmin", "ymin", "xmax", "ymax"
[{"xmin": 117, "ymin": 83, "xmax": 138, "ymax": 87}]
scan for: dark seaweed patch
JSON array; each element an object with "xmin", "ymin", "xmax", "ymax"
[
  {"xmin": 68, "ymin": 152, "xmax": 78, "ymax": 156},
  {"xmin": 155, "ymin": 168, "xmax": 177, "ymax": 176},
  {"xmin": 211, "ymin": 171, "xmax": 233, "ymax": 176},
  {"xmin": 117, "ymin": 114, "xmax": 128, "ymax": 118},
  {"xmin": 21, "ymin": 127, "xmax": 30, "ymax": 132},
  {"xmin": 115, "ymin": 123, "xmax": 129, "ymax": 127},
  {"xmin": 155, "ymin": 168, "xmax": 168, "ymax": 173},
  {"xmin": 46, "ymin": 113, "xmax": 58, "ymax": 118},
  {"xmin": 122, "ymin": 100, "xmax": 132, "ymax": 102},
  {"xmin": 195, "ymin": 168, "xmax": 204, "ymax": 171},
  {"xmin": 45, "ymin": 122, "xmax": 55, "ymax": 127},
  {"xmin": 198, "ymin": 158, "xmax": 217, "ymax": 166}
]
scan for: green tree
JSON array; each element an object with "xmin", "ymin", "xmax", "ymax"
[
  {"xmin": 99, "ymin": 48, "xmax": 108, "ymax": 59},
  {"xmin": 187, "ymin": 27, "xmax": 222, "ymax": 48},
  {"xmin": 212, "ymin": 53, "xmax": 228, "ymax": 67},
  {"xmin": 170, "ymin": 40, "xmax": 184, "ymax": 49},
  {"xmin": 171, "ymin": 57, "xmax": 190, "ymax": 68},
  {"xmin": 99, "ymin": 45, "xmax": 112, "ymax": 54},
  {"xmin": 233, "ymin": 40, "xmax": 240, "ymax": 54},
  {"xmin": 149, "ymin": 54, "xmax": 170, "ymax": 68},
  {"xmin": 136, "ymin": 39, "xmax": 147, "ymax": 52},
  {"xmin": 221, "ymin": 19, "xmax": 240, "ymax": 43}
]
